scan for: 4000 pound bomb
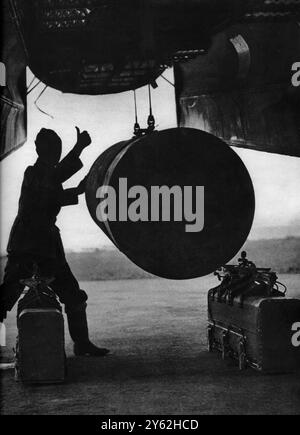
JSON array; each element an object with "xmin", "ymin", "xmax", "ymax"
[{"xmin": 86, "ymin": 128, "xmax": 255, "ymax": 280}]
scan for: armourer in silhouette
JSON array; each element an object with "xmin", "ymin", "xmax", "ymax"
[{"xmin": 0, "ymin": 128, "xmax": 109, "ymax": 357}]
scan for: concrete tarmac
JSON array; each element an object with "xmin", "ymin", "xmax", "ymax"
[{"xmin": 1, "ymin": 276, "xmax": 300, "ymax": 415}]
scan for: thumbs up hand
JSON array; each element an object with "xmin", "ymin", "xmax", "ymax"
[
  {"xmin": 75, "ymin": 127, "xmax": 92, "ymax": 149},
  {"xmin": 73, "ymin": 127, "xmax": 92, "ymax": 157}
]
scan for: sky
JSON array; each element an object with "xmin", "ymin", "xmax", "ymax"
[{"xmin": 1, "ymin": 68, "xmax": 300, "ymax": 255}]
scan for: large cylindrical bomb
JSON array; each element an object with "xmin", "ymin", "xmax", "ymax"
[{"xmin": 86, "ymin": 128, "xmax": 255, "ymax": 279}]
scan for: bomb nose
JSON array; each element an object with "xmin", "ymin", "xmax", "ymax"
[{"xmin": 86, "ymin": 128, "xmax": 255, "ymax": 280}]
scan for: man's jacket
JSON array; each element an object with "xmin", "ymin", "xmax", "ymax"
[{"xmin": 7, "ymin": 150, "xmax": 83, "ymax": 263}]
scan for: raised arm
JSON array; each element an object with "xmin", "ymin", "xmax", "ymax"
[{"xmin": 55, "ymin": 127, "xmax": 92, "ymax": 183}]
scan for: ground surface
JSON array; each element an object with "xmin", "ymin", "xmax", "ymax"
[{"xmin": 1, "ymin": 275, "xmax": 300, "ymax": 415}]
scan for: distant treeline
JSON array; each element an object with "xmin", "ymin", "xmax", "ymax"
[
  {"xmin": 235, "ymin": 237, "xmax": 300, "ymax": 274},
  {"xmin": 0, "ymin": 248, "xmax": 153, "ymax": 281},
  {"xmin": 1, "ymin": 237, "xmax": 300, "ymax": 281}
]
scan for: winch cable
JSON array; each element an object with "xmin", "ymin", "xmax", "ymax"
[
  {"xmin": 147, "ymin": 84, "xmax": 155, "ymax": 131},
  {"xmin": 133, "ymin": 89, "xmax": 141, "ymax": 136},
  {"xmin": 276, "ymin": 281, "xmax": 288, "ymax": 295},
  {"xmin": 148, "ymin": 84, "xmax": 153, "ymax": 117},
  {"xmin": 133, "ymin": 84, "xmax": 156, "ymax": 136}
]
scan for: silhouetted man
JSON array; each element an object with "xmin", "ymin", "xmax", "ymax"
[{"xmin": 0, "ymin": 127, "xmax": 109, "ymax": 357}]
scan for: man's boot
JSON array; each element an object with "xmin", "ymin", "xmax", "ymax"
[{"xmin": 66, "ymin": 303, "xmax": 109, "ymax": 357}]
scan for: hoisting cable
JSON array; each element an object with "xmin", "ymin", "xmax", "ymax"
[
  {"xmin": 147, "ymin": 84, "xmax": 155, "ymax": 132},
  {"xmin": 133, "ymin": 85, "xmax": 156, "ymax": 137},
  {"xmin": 133, "ymin": 89, "xmax": 141, "ymax": 136},
  {"xmin": 276, "ymin": 281, "xmax": 287, "ymax": 295},
  {"xmin": 148, "ymin": 84, "xmax": 153, "ymax": 116}
]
